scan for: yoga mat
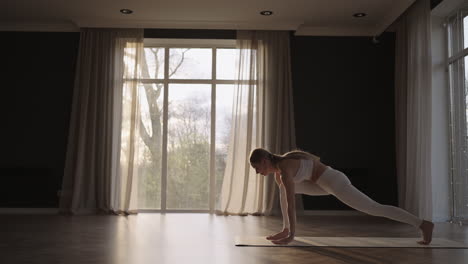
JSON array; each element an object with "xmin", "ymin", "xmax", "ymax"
[{"xmin": 235, "ymin": 236, "xmax": 468, "ymax": 248}]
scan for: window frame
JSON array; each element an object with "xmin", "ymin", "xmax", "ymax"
[
  {"xmin": 139, "ymin": 38, "xmax": 237, "ymax": 213},
  {"xmin": 446, "ymin": 7, "xmax": 468, "ymax": 223}
]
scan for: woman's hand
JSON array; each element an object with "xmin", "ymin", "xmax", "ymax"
[
  {"xmin": 271, "ymin": 234, "xmax": 295, "ymax": 245},
  {"xmin": 266, "ymin": 228, "xmax": 289, "ymax": 240}
]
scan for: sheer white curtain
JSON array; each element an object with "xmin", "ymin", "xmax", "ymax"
[
  {"xmin": 394, "ymin": 0, "xmax": 433, "ymax": 220},
  {"xmin": 59, "ymin": 28, "xmax": 144, "ymax": 215},
  {"xmin": 216, "ymin": 31, "xmax": 297, "ymax": 216}
]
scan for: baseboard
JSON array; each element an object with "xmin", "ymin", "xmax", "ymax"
[
  {"xmin": 432, "ymin": 215, "xmax": 451, "ymax": 223},
  {"xmin": 0, "ymin": 208, "xmax": 59, "ymax": 214},
  {"xmin": 0, "ymin": 208, "xmax": 370, "ymax": 216}
]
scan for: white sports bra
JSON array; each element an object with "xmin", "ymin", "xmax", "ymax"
[{"xmin": 292, "ymin": 159, "xmax": 314, "ymax": 183}]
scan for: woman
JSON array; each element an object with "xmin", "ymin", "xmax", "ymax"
[{"xmin": 249, "ymin": 148, "xmax": 434, "ymax": 245}]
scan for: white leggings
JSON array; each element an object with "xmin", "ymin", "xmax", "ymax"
[{"xmin": 280, "ymin": 166, "xmax": 423, "ymax": 230}]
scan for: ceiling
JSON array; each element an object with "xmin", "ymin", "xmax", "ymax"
[{"xmin": 2, "ymin": 0, "xmax": 417, "ymax": 36}]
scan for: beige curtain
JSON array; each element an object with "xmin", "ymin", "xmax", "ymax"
[
  {"xmin": 216, "ymin": 31, "xmax": 297, "ymax": 216},
  {"xmin": 394, "ymin": 0, "xmax": 433, "ymax": 220},
  {"xmin": 59, "ymin": 28, "xmax": 144, "ymax": 215}
]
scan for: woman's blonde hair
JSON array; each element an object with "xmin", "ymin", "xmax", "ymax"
[{"xmin": 249, "ymin": 148, "xmax": 319, "ymax": 168}]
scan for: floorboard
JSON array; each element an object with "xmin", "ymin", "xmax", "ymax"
[{"xmin": 1, "ymin": 214, "xmax": 467, "ymax": 264}]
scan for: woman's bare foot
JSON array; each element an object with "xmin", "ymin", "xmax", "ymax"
[
  {"xmin": 266, "ymin": 228, "xmax": 289, "ymax": 240},
  {"xmin": 418, "ymin": 220, "xmax": 434, "ymax": 245}
]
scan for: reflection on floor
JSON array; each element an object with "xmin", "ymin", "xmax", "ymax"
[{"xmin": 2, "ymin": 213, "xmax": 468, "ymax": 264}]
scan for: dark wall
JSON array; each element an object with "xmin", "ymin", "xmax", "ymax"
[
  {"xmin": 0, "ymin": 30, "xmax": 396, "ymax": 210},
  {"xmin": 0, "ymin": 32, "xmax": 79, "ymax": 207},
  {"xmin": 431, "ymin": 0, "xmax": 444, "ymax": 10},
  {"xmin": 291, "ymin": 33, "xmax": 397, "ymax": 209}
]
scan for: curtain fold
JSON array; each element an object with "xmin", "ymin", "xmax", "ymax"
[
  {"xmin": 394, "ymin": 0, "xmax": 433, "ymax": 220},
  {"xmin": 216, "ymin": 31, "xmax": 297, "ymax": 216},
  {"xmin": 59, "ymin": 28, "xmax": 143, "ymax": 215}
]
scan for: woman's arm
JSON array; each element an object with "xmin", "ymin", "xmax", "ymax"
[
  {"xmin": 279, "ymin": 173, "xmax": 296, "ymax": 238},
  {"xmin": 275, "ymin": 173, "xmax": 290, "ymax": 231}
]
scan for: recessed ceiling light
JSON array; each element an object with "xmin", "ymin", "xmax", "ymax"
[
  {"xmin": 260, "ymin": 10, "xmax": 273, "ymax": 16},
  {"xmin": 353, "ymin": 13, "xmax": 366, "ymax": 18},
  {"xmin": 120, "ymin": 9, "xmax": 133, "ymax": 15}
]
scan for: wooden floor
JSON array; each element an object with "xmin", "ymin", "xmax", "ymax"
[{"xmin": 1, "ymin": 213, "xmax": 468, "ymax": 264}]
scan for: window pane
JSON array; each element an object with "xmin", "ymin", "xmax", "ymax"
[
  {"xmin": 137, "ymin": 83, "xmax": 164, "ymax": 209},
  {"xmin": 453, "ymin": 56, "xmax": 468, "ymax": 219},
  {"xmin": 167, "ymin": 84, "xmax": 211, "ymax": 209},
  {"xmin": 466, "ymin": 56, "xmax": 468, "ymax": 130},
  {"xmin": 448, "ymin": 55, "xmax": 468, "ymax": 220},
  {"xmin": 217, "ymin": 49, "xmax": 237, "ymax": 80},
  {"xmin": 169, "ymin": 49, "xmax": 212, "ymax": 79},
  {"xmin": 215, "ymin": 85, "xmax": 235, "ymax": 201},
  {"xmin": 142, "ymin": 48, "xmax": 165, "ymax": 79}
]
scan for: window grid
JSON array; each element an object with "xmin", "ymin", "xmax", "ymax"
[{"xmin": 142, "ymin": 42, "xmax": 236, "ymax": 213}]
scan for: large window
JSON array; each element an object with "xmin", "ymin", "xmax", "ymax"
[
  {"xmin": 447, "ymin": 8, "xmax": 468, "ymax": 222},
  {"xmin": 136, "ymin": 39, "xmax": 237, "ymax": 212}
]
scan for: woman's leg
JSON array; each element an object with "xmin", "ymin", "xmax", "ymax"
[
  {"xmin": 295, "ymin": 181, "xmax": 330, "ymax": 196},
  {"xmin": 334, "ymin": 184, "xmax": 423, "ymax": 227},
  {"xmin": 316, "ymin": 168, "xmax": 423, "ymax": 228}
]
